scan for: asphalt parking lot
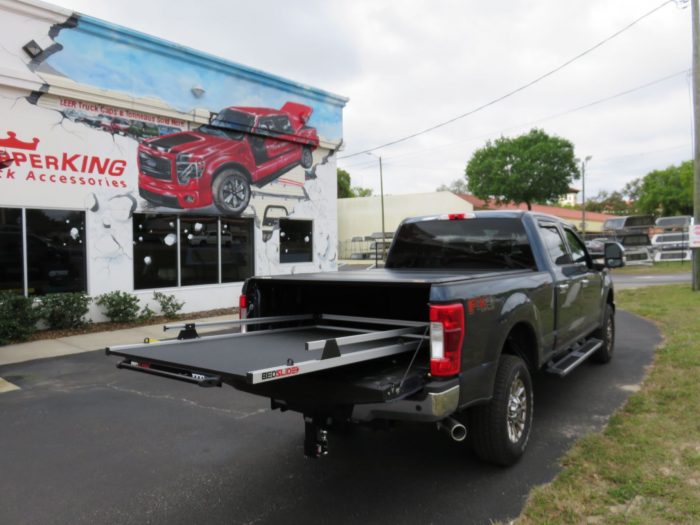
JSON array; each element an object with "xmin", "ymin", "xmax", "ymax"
[{"xmin": 0, "ymin": 311, "xmax": 659, "ymax": 525}]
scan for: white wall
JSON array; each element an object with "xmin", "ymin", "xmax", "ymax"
[{"xmin": 338, "ymin": 191, "xmax": 474, "ymax": 242}]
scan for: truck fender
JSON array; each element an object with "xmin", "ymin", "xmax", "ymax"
[
  {"xmin": 211, "ymin": 162, "xmax": 252, "ymax": 184},
  {"xmin": 490, "ymin": 292, "xmax": 541, "ymax": 374},
  {"xmin": 458, "ymin": 293, "xmax": 542, "ymax": 409},
  {"xmin": 598, "ymin": 284, "xmax": 615, "ymax": 328}
]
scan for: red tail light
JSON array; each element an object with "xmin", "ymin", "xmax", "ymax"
[
  {"xmin": 429, "ymin": 303, "xmax": 465, "ymax": 377},
  {"xmin": 239, "ymin": 294, "xmax": 247, "ymax": 320}
]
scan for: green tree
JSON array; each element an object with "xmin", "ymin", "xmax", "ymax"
[
  {"xmin": 585, "ymin": 190, "xmax": 634, "ymax": 215},
  {"xmin": 337, "ymin": 168, "xmax": 373, "ymax": 198},
  {"xmin": 632, "ymin": 160, "xmax": 693, "ymax": 216},
  {"xmin": 436, "ymin": 178, "xmax": 469, "ymax": 193},
  {"xmin": 337, "ymin": 168, "xmax": 353, "ymax": 198},
  {"xmin": 465, "ymin": 129, "xmax": 580, "ymax": 210}
]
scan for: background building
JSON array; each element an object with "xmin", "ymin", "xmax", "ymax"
[
  {"xmin": 337, "ymin": 191, "xmax": 474, "ymax": 259},
  {"xmin": 458, "ymin": 195, "xmax": 614, "ymax": 233},
  {"xmin": 0, "ymin": 0, "xmax": 347, "ymax": 319}
]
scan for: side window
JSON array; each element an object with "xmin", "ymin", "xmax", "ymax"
[
  {"xmin": 275, "ymin": 116, "xmax": 293, "ymax": 134},
  {"xmin": 258, "ymin": 118, "xmax": 274, "ymax": 133},
  {"xmin": 539, "ymin": 224, "xmax": 571, "ymax": 265},
  {"xmin": 564, "ymin": 229, "xmax": 588, "ymax": 265}
]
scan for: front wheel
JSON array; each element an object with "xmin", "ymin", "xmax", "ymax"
[
  {"xmin": 468, "ymin": 355, "xmax": 533, "ymax": 466},
  {"xmin": 591, "ymin": 303, "xmax": 615, "ymax": 363},
  {"xmin": 212, "ymin": 169, "xmax": 251, "ymax": 216}
]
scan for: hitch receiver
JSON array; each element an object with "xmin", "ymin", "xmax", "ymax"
[{"xmin": 303, "ymin": 416, "xmax": 329, "ymax": 459}]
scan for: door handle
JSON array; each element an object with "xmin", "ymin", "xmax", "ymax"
[
  {"xmin": 581, "ymin": 279, "xmax": 590, "ymax": 286},
  {"xmin": 556, "ymin": 283, "xmax": 570, "ymax": 291}
]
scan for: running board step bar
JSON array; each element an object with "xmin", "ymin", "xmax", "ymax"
[{"xmin": 546, "ymin": 338, "xmax": 603, "ymax": 377}]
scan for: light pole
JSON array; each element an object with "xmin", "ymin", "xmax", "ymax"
[
  {"xmin": 366, "ymin": 152, "xmax": 386, "ymax": 259},
  {"xmin": 581, "ymin": 155, "xmax": 592, "ymax": 236},
  {"xmin": 692, "ymin": 0, "xmax": 700, "ymax": 290}
]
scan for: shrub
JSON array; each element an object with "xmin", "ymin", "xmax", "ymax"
[
  {"xmin": 139, "ymin": 304, "xmax": 155, "ymax": 322},
  {"xmin": 153, "ymin": 291, "xmax": 184, "ymax": 319},
  {"xmin": 38, "ymin": 292, "xmax": 91, "ymax": 330},
  {"xmin": 96, "ymin": 291, "xmax": 140, "ymax": 323},
  {"xmin": 0, "ymin": 292, "xmax": 39, "ymax": 345}
]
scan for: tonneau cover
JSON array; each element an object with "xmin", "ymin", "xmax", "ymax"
[{"xmin": 251, "ymin": 268, "xmax": 529, "ymax": 285}]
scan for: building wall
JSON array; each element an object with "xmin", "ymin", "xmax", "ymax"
[
  {"xmin": 0, "ymin": 0, "xmax": 346, "ymax": 319},
  {"xmin": 338, "ymin": 191, "xmax": 474, "ymax": 242}
]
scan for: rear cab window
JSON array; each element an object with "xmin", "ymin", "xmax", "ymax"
[{"xmin": 385, "ymin": 217, "xmax": 536, "ymax": 270}]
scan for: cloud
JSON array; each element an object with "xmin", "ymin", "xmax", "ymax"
[{"xmin": 51, "ymin": 0, "xmax": 693, "ymax": 197}]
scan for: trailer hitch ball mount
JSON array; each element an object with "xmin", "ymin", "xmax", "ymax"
[{"xmin": 304, "ymin": 416, "xmax": 329, "ymax": 459}]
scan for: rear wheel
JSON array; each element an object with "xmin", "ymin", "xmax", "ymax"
[
  {"xmin": 300, "ymin": 147, "xmax": 313, "ymax": 169},
  {"xmin": 468, "ymin": 355, "xmax": 533, "ymax": 466},
  {"xmin": 212, "ymin": 168, "xmax": 251, "ymax": 216}
]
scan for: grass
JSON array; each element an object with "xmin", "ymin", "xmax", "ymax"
[
  {"xmin": 611, "ymin": 261, "xmax": 692, "ymax": 275},
  {"xmin": 517, "ymin": 284, "xmax": 700, "ymax": 525}
]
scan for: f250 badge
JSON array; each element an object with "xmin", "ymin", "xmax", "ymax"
[{"xmin": 262, "ymin": 366, "xmax": 300, "ymax": 381}]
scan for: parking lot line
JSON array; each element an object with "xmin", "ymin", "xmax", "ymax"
[{"xmin": 0, "ymin": 377, "xmax": 20, "ymax": 393}]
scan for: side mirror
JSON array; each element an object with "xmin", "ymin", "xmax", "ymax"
[{"xmin": 604, "ymin": 242, "xmax": 625, "ymax": 268}]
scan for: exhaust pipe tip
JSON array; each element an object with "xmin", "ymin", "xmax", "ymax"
[{"xmin": 438, "ymin": 417, "xmax": 467, "ymax": 442}]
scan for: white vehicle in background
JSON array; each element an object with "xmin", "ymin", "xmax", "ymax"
[
  {"xmin": 188, "ymin": 231, "xmax": 233, "ymax": 246},
  {"xmin": 602, "ymin": 215, "xmax": 654, "ymax": 265},
  {"xmin": 652, "ymin": 216, "xmax": 693, "ymax": 262}
]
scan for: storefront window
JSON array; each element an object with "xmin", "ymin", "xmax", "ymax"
[
  {"xmin": 25, "ymin": 209, "xmax": 86, "ymax": 295},
  {"xmin": 133, "ymin": 214, "xmax": 178, "ymax": 289},
  {"xmin": 0, "ymin": 208, "xmax": 24, "ymax": 293},
  {"xmin": 221, "ymin": 218, "xmax": 254, "ymax": 282},
  {"xmin": 280, "ymin": 219, "xmax": 313, "ymax": 263},
  {"xmin": 133, "ymin": 214, "xmax": 254, "ymax": 289},
  {"xmin": 180, "ymin": 216, "xmax": 218, "ymax": 286}
]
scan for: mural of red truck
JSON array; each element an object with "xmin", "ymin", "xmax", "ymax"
[{"xmin": 137, "ymin": 102, "xmax": 319, "ymax": 215}]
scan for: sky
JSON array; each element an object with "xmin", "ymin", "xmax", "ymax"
[{"xmin": 50, "ymin": 0, "xmax": 694, "ymax": 201}]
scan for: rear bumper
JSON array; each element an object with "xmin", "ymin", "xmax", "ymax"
[{"xmin": 351, "ymin": 378, "xmax": 460, "ymax": 423}]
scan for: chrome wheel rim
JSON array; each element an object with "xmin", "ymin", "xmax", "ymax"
[
  {"xmin": 507, "ymin": 375, "xmax": 527, "ymax": 443},
  {"xmin": 606, "ymin": 318, "xmax": 614, "ymax": 351},
  {"xmin": 221, "ymin": 177, "xmax": 247, "ymax": 210}
]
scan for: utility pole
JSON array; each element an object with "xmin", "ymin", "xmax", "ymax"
[
  {"xmin": 366, "ymin": 152, "xmax": 387, "ymax": 259},
  {"xmin": 693, "ymin": 0, "xmax": 700, "ymax": 290},
  {"xmin": 581, "ymin": 156, "xmax": 592, "ymax": 236}
]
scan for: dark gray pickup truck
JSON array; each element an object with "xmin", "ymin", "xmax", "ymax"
[{"xmin": 107, "ymin": 211, "xmax": 624, "ymax": 465}]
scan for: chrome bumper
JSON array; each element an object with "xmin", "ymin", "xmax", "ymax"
[{"xmin": 351, "ymin": 383, "xmax": 460, "ymax": 423}]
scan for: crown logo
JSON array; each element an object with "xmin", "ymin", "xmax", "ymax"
[{"xmin": 0, "ymin": 131, "xmax": 39, "ymax": 151}]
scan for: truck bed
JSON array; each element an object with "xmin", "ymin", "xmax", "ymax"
[{"xmin": 106, "ymin": 315, "xmax": 428, "ymax": 387}]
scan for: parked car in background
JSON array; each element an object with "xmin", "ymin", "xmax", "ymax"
[
  {"xmin": 109, "ymin": 117, "xmax": 131, "ymax": 135},
  {"xmin": 128, "ymin": 121, "xmax": 160, "ymax": 141},
  {"xmin": 188, "ymin": 230, "xmax": 233, "ymax": 246}
]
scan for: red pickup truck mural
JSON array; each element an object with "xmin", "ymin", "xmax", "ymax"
[{"xmin": 137, "ymin": 102, "xmax": 319, "ymax": 215}]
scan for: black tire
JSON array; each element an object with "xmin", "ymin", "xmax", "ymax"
[
  {"xmin": 300, "ymin": 147, "xmax": 313, "ymax": 169},
  {"xmin": 591, "ymin": 302, "xmax": 615, "ymax": 364},
  {"xmin": 212, "ymin": 168, "xmax": 251, "ymax": 216},
  {"xmin": 468, "ymin": 355, "xmax": 533, "ymax": 466}
]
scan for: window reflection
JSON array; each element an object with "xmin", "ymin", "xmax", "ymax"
[
  {"xmin": 0, "ymin": 208, "xmax": 23, "ymax": 293},
  {"xmin": 280, "ymin": 219, "xmax": 313, "ymax": 263},
  {"xmin": 26, "ymin": 209, "xmax": 86, "ymax": 295},
  {"xmin": 133, "ymin": 213, "xmax": 178, "ymax": 289},
  {"xmin": 221, "ymin": 218, "xmax": 254, "ymax": 282},
  {"xmin": 180, "ymin": 216, "xmax": 218, "ymax": 286}
]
